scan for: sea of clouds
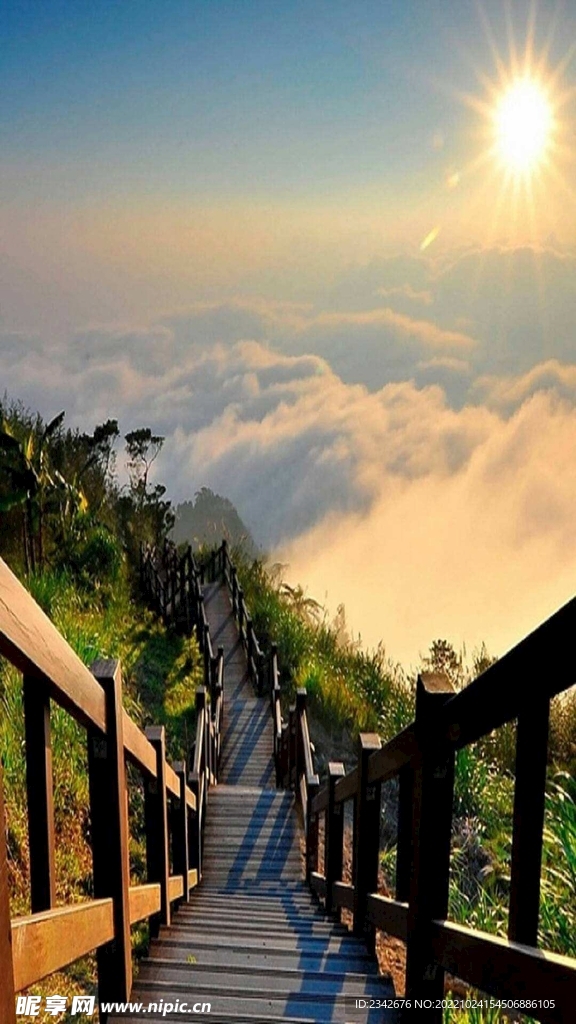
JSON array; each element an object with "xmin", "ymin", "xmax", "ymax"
[{"xmin": 3, "ymin": 242, "xmax": 576, "ymax": 665}]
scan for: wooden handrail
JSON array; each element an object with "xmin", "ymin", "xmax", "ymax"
[
  {"xmin": 0, "ymin": 554, "xmax": 204, "ymax": 1018},
  {"xmin": 0, "ymin": 558, "xmax": 107, "ymax": 731},
  {"xmin": 304, "ymin": 625, "xmax": 576, "ymax": 1021},
  {"xmin": 11, "ymin": 900, "xmax": 115, "ymax": 992}
]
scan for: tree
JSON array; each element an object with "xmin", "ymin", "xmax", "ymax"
[
  {"xmin": 125, "ymin": 429, "xmax": 164, "ymax": 509},
  {"xmin": 422, "ymin": 638, "xmax": 464, "ymax": 690},
  {"xmin": 0, "ymin": 411, "xmax": 65, "ymax": 571},
  {"xmin": 121, "ymin": 429, "xmax": 173, "ymax": 556}
]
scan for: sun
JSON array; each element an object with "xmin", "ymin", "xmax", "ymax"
[{"xmin": 494, "ymin": 77, "xmax": 553, "ymax": 174}]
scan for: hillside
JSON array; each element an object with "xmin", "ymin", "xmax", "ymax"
[{"xmin": 171, "ymin": 487, "xmax": 258, "ymax": 555}]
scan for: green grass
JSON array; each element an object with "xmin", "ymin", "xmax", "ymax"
[{"xmin": 235, "ymin": 551, "xmax": 414, "ymax": 741}]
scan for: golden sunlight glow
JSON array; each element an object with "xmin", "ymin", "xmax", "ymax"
[
  {"xmin": 448, "ymin": 3, "xmax": 576, "ymax": 249},
  {"xmin": 494, "ymin": 78, "xmax": 552, "ymax": 173}
]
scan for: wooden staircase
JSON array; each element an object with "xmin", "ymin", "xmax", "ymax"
[{"xmin": 114, "ymin": 580, "xmax": 396, "ymax": 1021}]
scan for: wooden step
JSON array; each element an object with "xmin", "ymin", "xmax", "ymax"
[
  {"xmin": 137, "ymin": 959, "xmax": 389, "ymax": 996},
  {"xmin": 124, "ymin": 581, "xmax": 392, "ymax": 1024},
  {"xmin": 122, "ymin": 983, "xmax": 394, "ymax": 1022}
]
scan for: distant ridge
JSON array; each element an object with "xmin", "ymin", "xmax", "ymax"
[{"xmin": 171, "ymin": 486, "xmax": 258, "ymax": 555}]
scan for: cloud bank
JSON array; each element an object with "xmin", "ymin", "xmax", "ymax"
[{"xmin": 3, "ymin": 243, "xmax": 576, "ymax": 664}]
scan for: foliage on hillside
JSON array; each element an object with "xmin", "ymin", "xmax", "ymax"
[
  {"xmin": 0, "ymin": 395, "xmax": 174, "ymax": 580},
  {"xmin": 172, "ymin": 487, "xmax": 257, "ymax": 555},
  {"xmin": 0, "ymin": 396, "xmax": 202, "ymax": 1020},
  {"xmin": 235, "ymin": 552, "xmax": 413, "ymax": 747}
]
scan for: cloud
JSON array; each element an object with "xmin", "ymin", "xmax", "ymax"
[
  {"xmin": 474, "ymin": 359, "xmax": 576, "ymax": 410},
  {"xmin": 279, "ymin": 390, "xmax": 576, "ymax": 667},
  {"xmin": 376, "ymin": 284, "xmax": 434, "ymax": 305},
  {"xmin": 300, "ymin": 307, "xmax": 476, "ymax": 350},
  {"xmin": 3, "ymin": 245, "xmax": 576, "ymax": 667}
]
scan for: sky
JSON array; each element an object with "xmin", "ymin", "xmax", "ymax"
[{"xmin": 2, "ymin": 0, "xmax": 576, "ymax": 667}]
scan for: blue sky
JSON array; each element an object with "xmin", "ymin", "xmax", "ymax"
[
  {"xmin": 3, "ymin": 1, "xmax": 576, "ymax": 663},
  {"xmin": 4, "ymin": 0, "xmax": 569, "ymax": 204}
]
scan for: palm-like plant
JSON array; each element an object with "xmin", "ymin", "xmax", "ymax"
[{"xmin": 0, "ymin": 411, "xmax": 65, "ymax": 572}]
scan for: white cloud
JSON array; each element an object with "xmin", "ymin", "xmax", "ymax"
[{"xmin": 4, "ymin": 245, "xmax": 576, "ymax": 667}]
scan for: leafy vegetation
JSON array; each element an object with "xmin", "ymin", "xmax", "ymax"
[
  {"xmin": 171, "ymin": 486, "xmax": 258, "ymax": 555},
  {"xmin": 0, "ymin": 397, "xmax": 174, "ymax": 580},
  {"xmin": 0, "ymin": 395, "xmax": 201, "ymax": 1020},
  {"xmin": 235, "ymin": 552, "xmax": 413, "ymax": 747}
]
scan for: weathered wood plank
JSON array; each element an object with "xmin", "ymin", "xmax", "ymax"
[
  {"xmin": 325, "ymin": 762, "xmax": 345, "ymax": 917},
  {"xmin": 334, "ymin": 766, "xmax": 357, "ymax": 805},
  {"xmin": 165, "ymin": 763, "xmax": 180, "ymax": 798},
  {"xmin": 430, "ymin": 920, "xmax": 576, "ymax": 1024},
  {"xmin": 0, "ymin": 767, "xmax": 16, "ymax": 1022},
  {"xmin": 172, "ymin": 762, "xmax": 189, "ymax": 904},
  {"xmin": 439, "ymin": 595, "xmax": 576, "ymax": 748},
  {"xmin": 366, "ymin": 894, "xmax": 408, "ymax": 941},
  {"xmin": 353, "ymin": 733, "xmax": 381, "ymax": 949},
  {"xmin": 508, "ymin": 696, "xmax": 550, "ymax": 945},
  {"xmin": 332, "ymin": 881, "xmax": 355, "ymax": 911},
  {"xmin": 405, "ymin": 674, "xmax": 455, "ymax": 1020},
  {"xmin": 168, "ymin": 875, "xmax": 184, "ymax": 902},
  {"xmin": 122, "ymin": 711, "xmax": 157, "ymax": 777},
  {"xmin": 0, "ymin": 557, "xmax": 106, "ymax": 730},
  {"xmin": 12, "ymin": 900, "xmax": 114, "ymax": 991},
  {"xmin": 310, "ymin": 872, "xmax": 327, "ymax": 898},
  {"xmin": 145, "ymin": 726, "xmax": 171, "ymax": 933},
  {"xmin": 23, "ymin": 675, "xmax": 56, "ymax": 911},
  {"xmin": 88, "ymin": 659, "xmax": 132, "ymax": 1003},
  {"xmin": 367, "ymin": 725, "xmax": 417, "ymax": 785},
  {"xmin": 129, "ymin": 884, "xmax": 161, "ymax": 924},
  {"xmin": 311, "ymin": 786, "xmax": 328, "ymax": 815}
]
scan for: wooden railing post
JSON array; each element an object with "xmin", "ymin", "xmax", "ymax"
[
  {"xmin": 396, "ymin": 764, "xmax": 413, "ymax": 903},
  {"xmin": 246, "ymin": 617, "xmax": 254, "ymax": 676},
  {"xmin": 197, "ymin": 593, "xmax": 205, "ymax": 651},
  {"xmin": 270, "ymin": 642, "xmax": 278, "ymax": 697},
  {"xmin": 404, "ymin": 673, "xmax": 456, "ymax": 1020},
  {"xmin": 23, "ymin": 675, "xmax": 56, "ymax": 912},
  {"xmin": 88, "ymin": 659, "xmax": 132, "ymax": 1008},
  {"xmin": 353, "ymin": 733, "xmax": 382, "ymax": 951},
  {"xmin": 325, "ymin": 762, "xmax": 345, "ymax": 915},
  {"xmin": 231, "ymin": 566, "xmax": 238, "ymax": 616},
  {"xmin": 203, "ymin": 624, "xmax": 210, "ymax": 685},
  {"xmin": 221, "ymin": 539, "xmax": 227, "ymax": 578},
  {"xmin": 295, "ymin": 690, "xmax": 307, "ymax": 793},
  {"xmin": 173, "ymin": 761, "xmax": 190, "ymax": 904},
  {"xmin": 257, "ymin": 650, "xmax": 265, "ymax": 697},
  {"xmin": 189, "ymin": 686, "xmax": 206, "ymax": 881},
  {"xmin": 144, "ymin": 725, "xmax": 171, "ymax": 936},
  {"xmin": 306, "ymin": 781, "xmax": 320, "ymax": 883},
  {"xmin": 0, "ymin": 766, "xmax": 16, "ymax": 1024},
  {"xmin": 279, "ymin": 721, "xmax": 289, "ymax": 788},
  {"xmin": 508, "ymin": 697, "xmax": 550, "ymax": 945},
  {"xmin": 189, "ymin": 771, "xmax": 201, "ymax": 882},
  {"xmin": 288, "ymin": 706, "xmax": 296, "ymax": 789}
]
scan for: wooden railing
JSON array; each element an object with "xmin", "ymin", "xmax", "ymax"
[
  {"xmin": 211, "ymin": 539, "xmax": 576, "ymax": 1024},
  {"xmin": 306, "ymin": 660, "xmax": 576, "ymax": 1023},
  {"xmin": 0, "ymin": 551, "xmax": 220, "ymax": 1023},
  {"xmin": 140, "ymin": 542, "xmax": 225, "ymax": 786}
]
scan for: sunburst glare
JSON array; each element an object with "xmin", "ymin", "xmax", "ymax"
[
  {"xmin": 494, "ymin": 77, "xmax": 553, "ymax": 175},
  {"xmin": 444, "ymin": 3, "xmax": 576, "ymax": 246}
]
